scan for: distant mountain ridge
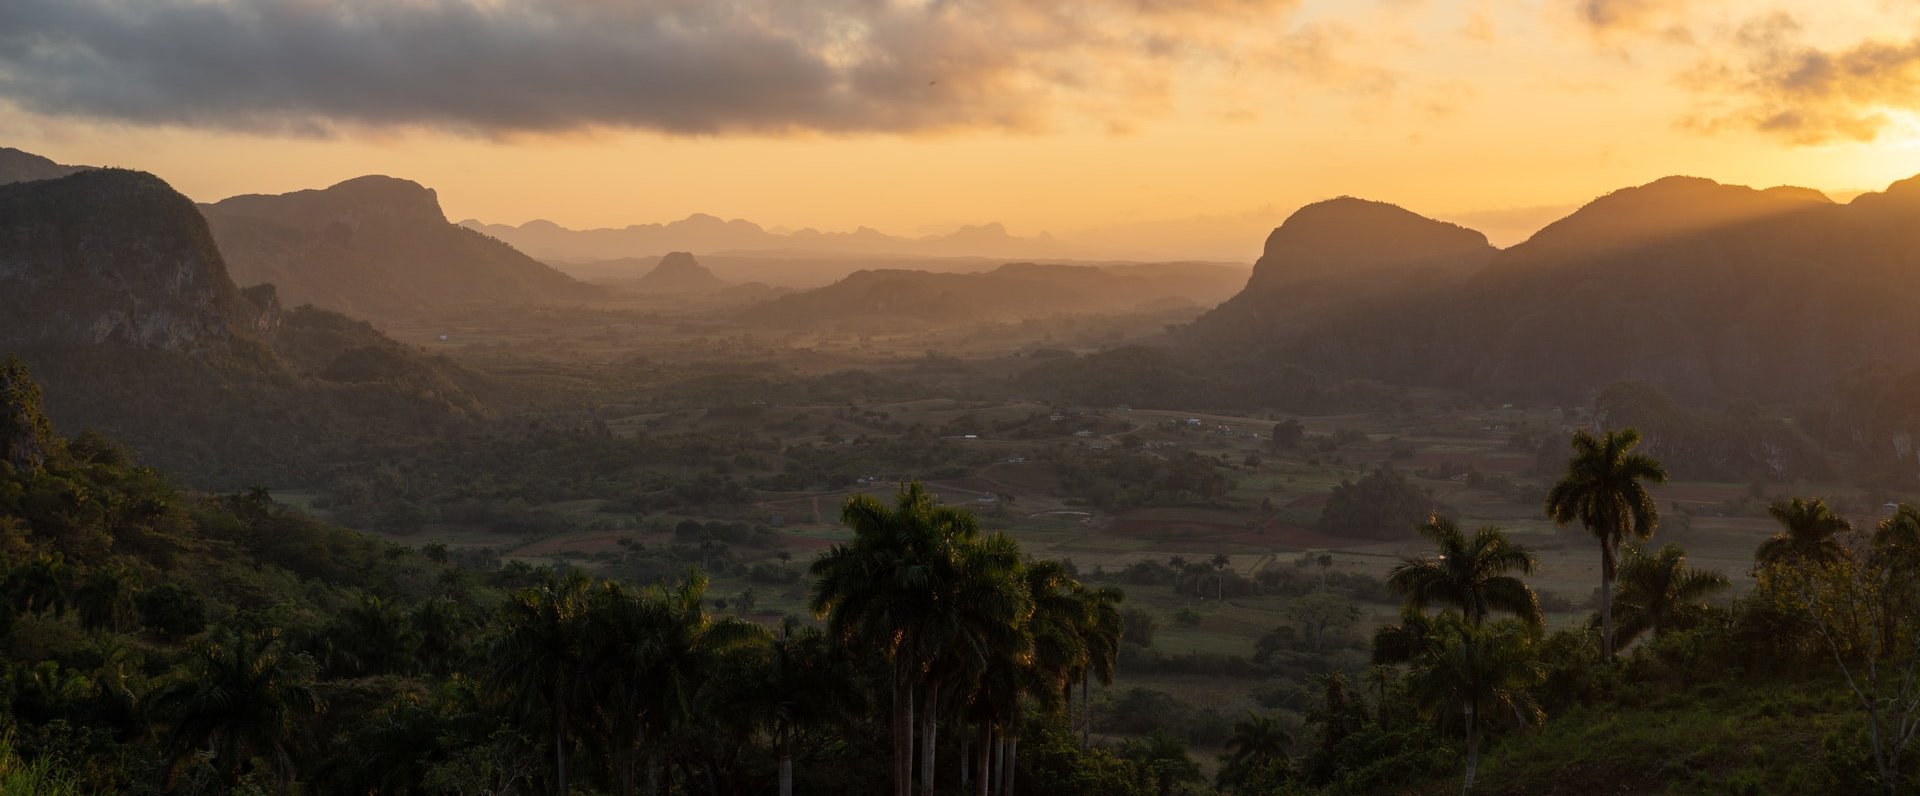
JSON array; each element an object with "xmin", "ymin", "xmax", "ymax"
[
  {"xmin": 0, "ymin": 146, "xmax": 89, "ymax": 185},
  {"xmin": 206, "ymin": 175, "xmax": 607, "ymax": 321},
  {"xmin": 744, "ymin": 260, "xmax": 1248, "ymax": 331},
  {"xmin": 462, "ymin": 214, "xmax": 1063, "ymax": 262}
]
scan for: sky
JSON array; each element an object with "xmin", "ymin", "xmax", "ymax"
[{"xmin": 5, "ymin": 0, "xmax": 1920, "ymax": 258}]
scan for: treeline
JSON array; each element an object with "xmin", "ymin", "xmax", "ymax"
[
  {"xmin": 5, "ymin": 356, "xmax": 1227, "ymax": 795},
  {"xmin": 1227, "ymin": 427, "xmax": 1920, "ymax": 794}
]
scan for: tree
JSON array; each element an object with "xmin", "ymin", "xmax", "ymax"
[
  {"xmin": 581, "ymin": 571, "xmax": 769, "ymax": 796},
  {"xmin": 1875, "ymin": 504, "xmax": 1920, "ymax": 571},
  {"xmin": 1285, "ymin": 591, "xmax": 1361, "ymax": 654},
  {"xmin": 1609, "ymin": 542, "xmax": 1729, "ymax": 649},
  {"xmin": 1271, "ymin": 418, "xmax": 1304, "ymax": 451},
  {"xmin": 1406, "ymin": 616, "xmax": 1543, "ymax": 795},
  {"xmin": 1544, "ymin": 427, "xmax": 1667, "ymax": 660},
  {"xmin": 1756, "ymin": 497, "xmax": 1854, "ymax": 568},
  {"xmin": 73, "ymin": 563, "xmax": 140, "ymax": 633},
  {"xmin": 1210, "ymin": 553, "xmax": 1230, "ymax": 600},
  {"xmin": 1216, "ymin": 711, "xmax": 1291, "ymax": 793},
  {"xmin": 490, "ymin": 571, "xmax": 592, "ymax": 795},
  {"xmin": 809, "ymin": 482, "xmax": 983, "ymax": 796},
  {"xmin": 1387, "ymin": 516, "xmax": 1542, "ymax": 628},
  {"xmin": 1119, "ymin": 729, "xmax": 1201, "ymax": 796},
  {"xmin": 146, "ymin": 628, "xmax": 324, "ymax": 788},
  {"xmin": 745, "ymin": 620, "xmax": 864, "ymax": 796},
  {"xmin": 1758, "ymin": 539, "xmax": 1920, "ymax": 795},
  {"xmin": 1319, "ymin": 467, "xmax": 1438, "ymax": 540}
]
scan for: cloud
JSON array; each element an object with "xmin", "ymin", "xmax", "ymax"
[
  {"xmin": 0, "ymin": 0, "xmax": 1310, "ymax": 137},
  {"xmin": 1569, "ymin": 0, "xmax": 1696, "ymax": 45},
  {"xmin": 1684, "ymin": 13, "xmax": 1920, "ymax": 144}
]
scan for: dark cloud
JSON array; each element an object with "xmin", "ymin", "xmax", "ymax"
[
  {"xmin": 0, "ymin": 0, "xmax": 1302, "ymax": 136},
  {"xmin": 1685, "ymin": 14, "xmax": 1920, "ymax": 144}
]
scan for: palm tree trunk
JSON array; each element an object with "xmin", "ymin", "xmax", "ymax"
[
  {"xmin": 959, "ymin": 722, "xmax": 971, "ymax": 790},
  {"xmin": 921, "ymin": 676, "xmax": 941, "ymax": 796},
  {"xmin": 779, "ymin": 754, "xmax": 793, "ymax": 796},
  {"xmin": 975, "ymin": 724, "xmax": 992, "ymax": 796},
  {"xmin": 1081, "ymin": 674, "xmax": 1091, "ymax": 748},
  {"xmin": 555, "ymin": 700, "xmax": 570, "ymax": 795},
  {"xmin": 1462, "ymin": 703, "xmax": 1478, "ymax": 795},
  {"xmin": 1600, "ymin": 540, "xmax": 1615, "ymax": 660},
  {"xmin": 1004, "ymin": 736, "xmax": 1018, "ymax": 796},
  {"xmin": 894, "ymin": 662, "xmax": 914, "ymax": 796}
]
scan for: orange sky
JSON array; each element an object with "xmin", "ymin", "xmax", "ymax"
[{"xmin": 5, "ymin": 0, "xmax": 1920, "ymax": 258}]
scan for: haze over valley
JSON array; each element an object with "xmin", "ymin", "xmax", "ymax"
[{"xmin": 7, "ymin": 1, "xmax": 1920, "ymax": 793}]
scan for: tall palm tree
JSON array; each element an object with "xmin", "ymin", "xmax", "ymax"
[
  {"xmin": 1210, "ymin": 553, "xmax": 1230, "ymax": 600},
  {"xmin": 583, "ymin": 571, "xmax": 769, "ymax": 796},
  {"xmin": 1407, "ymin": 616, "xmax": 1543, "ymax": 795},
  {"xmin": 1070, "ymin": 582, "xmax": 1125, "ymax": 746},
  {"xmin": 1544, "ymin": 427, "xmax": 1667, "ymax": 660},
  {"xmin": 490, "ymin": 571, "xmax": 592, "ymax": 795},
  {"xmin": 1609, "ymin": 543, "xmax": 1730, "ymax": 649},
  {"xmin": 809, "ymin": 482, "xmax": 981, "ymax": 796},
  {"xmin": 1756, "ymin": 497, "xmax": 1854, "ymax": 567},
  {"xmin": 746, "ymin": 620, "xmax": 865, "ymax": 796},
  {"xmin": 146, "ymin": 627, "xmax": 324, "ymax": 788},
  {"xmin": 1387, "ymin": 516, "xmax": 1542, "ymax": 629}
]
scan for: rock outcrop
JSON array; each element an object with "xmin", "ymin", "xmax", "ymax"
[{"xmin": 0, "ymin": 169, "xmax": 258, "ymax": 352}]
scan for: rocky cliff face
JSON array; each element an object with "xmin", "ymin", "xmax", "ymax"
[{"xmin": 0, "ymin": 169, "xmax": 266, "ymax": 352}]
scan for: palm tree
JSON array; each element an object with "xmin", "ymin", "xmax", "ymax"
[
  {"xmin": 809, "ymin": 482, "xmax": 982, "ymax": 796},
  {"xmin": 1387, "ymin": 516, "xmax": 1542, "ymax": 628},
  {"xmin": 1873, "ymin": 504, "xmax": 1920, "ymax": 569},
  {"xmin": 1120, "ymin": 729, "xmax": 1202, "ymax": 796},
  {"xmin": 490, "ymin": 571, "xmax": 592, "ymax": 795},
  {"xmin": 146, "ymin": 627, "xmax": 324, "ymax": 788},
  {"xmin": 582, "ymin": 571, "xmax": 769, "ymax": 796},
  {"xmin": 1756, "ymin": 497, "xmax": 1854, "ymax": 567},
  {"xmin": 1216, "ymin": 711, "xmax": 1290, "ymax": 793},
  {"xmin": 1070, "ymin": 583, "xmax": 1124, "ymax": 746},
  {"xmin": 1407, "ymin": 616, "xmax": 1543, "ymax": 795},
  {"xmin": 1609, "ymin": 543, "xmax": 1730, "ymax": 649},
  {"xmin": 73, "ymin": 563, "xmax": 139, "ymax": 633},
  {"xmin": 1210, "ymin": 553, "xmax": 1230, "ymax": 600},
  {"xmin": 1544, "ymin": 428, "xmax": 1667, "ymax": 659},
  {"xmin": 746, "ymin": 620, "xmax": 864, "ymax": 796}
]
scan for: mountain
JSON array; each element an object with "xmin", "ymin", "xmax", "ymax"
[
  {"xmin": 0, "ymin": 146, "xmax": 88, "ymax": 185},
  {"xmin": 461, "ymin": 213, "xmax": 1064, "ymax": 262},
  {"xmin": 0, "ymin": 169, "xmax": 277, "ymax": 352},
  {"xmin": 1183, "ymin": 175, "xmax": 1920, "ymax": 407},
  {"xmin": 1185, "ymin": 197, "xmax": 1496, "ymax": 345},
  {"xmin": 635, "ymin": 251, "xmax": 728, "ymax": 293},
  {"xmin": 744, "ymin": 261, "xmax": 1247, "ymax": 331},
  {"xmin": 0, "ymin": 166, "xmax": 483, "ymax": 488},
  {"xmin": 204, "ymin": 176, "xmax": 606, "ymax": 321}
]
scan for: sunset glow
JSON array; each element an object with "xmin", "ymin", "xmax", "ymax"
[{"xmin": 5, "ymin": 0, "xmax": 1920, "ymax": 255}]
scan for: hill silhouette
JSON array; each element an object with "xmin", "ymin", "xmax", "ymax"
[
  {"xmin": 635, "ymin": 251, "xmax": 728, "ymax": 293},
  {"xmin": 205, "ymin": 175, "xmax": 606, "ymax": 321},
  {"xmin": 1182, "ymin": 174, "xmax": 1920, "ymax": 407},
  {"xmin": 744, "ymin": 261, "xmax": 1247, "ymax": 331},
  {"xmin": 0, "ymin": 146, "xmax": 89, "ymax": 184},
  {"xmin": 462, "ymin": 213, "xmax": 1063, "ymax": 261}
]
